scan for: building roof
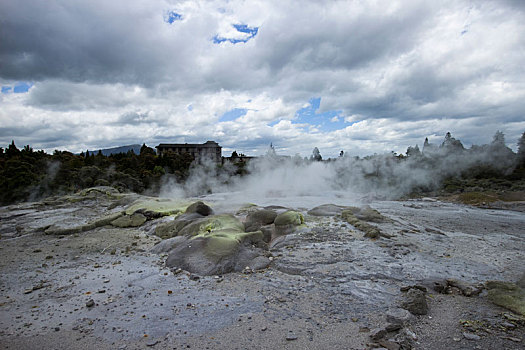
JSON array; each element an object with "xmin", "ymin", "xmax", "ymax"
[{"xmin": 156, "ymin": 141, "xmax": 220, "ymax": 148}]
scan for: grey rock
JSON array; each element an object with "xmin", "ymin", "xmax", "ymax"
[
  {"xmin": 244, "ymin": 209, "xmax": 277, "ymax": 232},
  {"xmin": 165, "ymin": 235, "xmax": 269, "ymax": 276},
  {"xmin": 150, "ymin": 236, "xmax": 187, "ymax": 254},
  {"xmin": 285, "ymin": 332, "xmax": 298, "ymax": 341},
  {"xmin": 394, "ymin": 329, "xmax": 417, "ymax": 349},
  {"xmin": 463, "ymin": 332, "xmax": 481, "ymax": 341},
  {"xmin": 258, "ymin": 224, "xmax": 275, "ymax": 243},
  {"xmin": 307, "ymin": 204, "xmax": 346, "ymax": 216},
  {"xmin": 446, "ymin": 278, "xmax": 483, "ymax": 297},
  {"xmin": 386, "ymin": 308, "xmax": 413, "ymax": 326},
  {"xmin": 86, "ymin": 299, "xmax": 95, "ymax": 308},
  {"xmin": 401, "ymin": 289, "xmax": 428, "ymax": 315},
  {"xmin": 185, "ymin": 201, "xmax": 213, "ymax": 216},
  {"xmin": 385, "ymin": 323, "xmax": 402, "ymax": 332},
  {"xmin": 370, "ymin": 327, "xmax": 387, "ymax": 341}
]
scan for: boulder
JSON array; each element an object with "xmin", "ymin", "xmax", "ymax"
[
  {"xmin": 185, "ymin": 201, "xmax": 213, "ymax": 216},
  {"xmin": 307, "ymin": 204, "xmax": 346, "ymax": 216},
  {"xmin": 274, "ymin": 211, "xmax": 304, "ymax": 226},
  {"xmin": 273, "ymin": 211, "xmax": 305, "ymax": 239},
  {"xmin": 386, "ymin": 308, "xmax": 413, "ymax": 326},
  {"xmin": 164, "ymin": 214, "xmax": 270, "ymax": 275},
  {"xmin": 165, "ymin": 230, "xmax": 269, "ymax": 275},
  {"xmin": 400, "ymin": 289, "xmax": 428, "ymax": 315},
  {"xmin": 244, "ymin": 209, "xmax": 278, "ymax": 232}
]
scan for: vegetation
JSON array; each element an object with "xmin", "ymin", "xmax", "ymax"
[
  {"xmin": 1, "ymin": 130, "xmax": 525, "ymax": 205},
  {"xmin": 0, "ymin": 142, "xmax": 193, "ymax": 205}
]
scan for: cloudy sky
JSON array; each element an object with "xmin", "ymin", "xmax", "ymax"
[{"xmin": 1, "ymin": 0, "xmax": 524, "ymax": 157}]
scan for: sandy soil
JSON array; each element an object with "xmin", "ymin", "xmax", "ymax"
[{"xmin": 0, "ymin": 193, "xmax": 523, "ymax": 349}]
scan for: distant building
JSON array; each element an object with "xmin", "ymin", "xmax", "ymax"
[{"xmin": 155, "ymin": 141, "xmax": 222, "ymax": 163}]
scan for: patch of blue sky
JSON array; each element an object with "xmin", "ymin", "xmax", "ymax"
[
  {"xmin": 219, "ymin": 108, "xmax": 248, "ymax": 122},
  {"xmin": 267, "ymin": 120, "xmax": 280, "ymax": 127},
  {"xmin": 295, "ymin": 97, "xmax": 346, "ymax": 132},
  {"xmin": 187, "ymin": 104, "xmax": 193, "ymax": 111},
  {"xmin": 165, "ymin": 11, "xmax": 182, "ymax": 24},
  {"xmin": 14, "ymin": 82, "xmax": 33, "ymax": 93},
  {"xmin": 213, "ymin": 24, "xmax": 258, "ymax": 44},
  {"xmin": 2, "ymin": 82, "xmax": 33, "ymax": 94}
]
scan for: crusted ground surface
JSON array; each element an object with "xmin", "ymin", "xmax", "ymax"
[{"xmin": 0, "ymin": 191, "xmax": 524, "ymax": 349}]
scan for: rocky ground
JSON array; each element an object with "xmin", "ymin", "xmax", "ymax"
[{"xmin": 0, "ymin": 187, "xmax": 524, "ymax": 349}]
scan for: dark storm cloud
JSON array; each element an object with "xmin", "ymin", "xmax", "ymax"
[
  {"xmin": 0, "ymin": 0, "xmax": 524, "ymax": 155},
  {"xmin": 0, "ymin": 1, "xmax": 193, "ymax": 87}
]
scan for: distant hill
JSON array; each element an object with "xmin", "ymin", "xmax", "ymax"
[{"xmin": 86, "ymin": 144, "xmax": 143, "ymax": 156}]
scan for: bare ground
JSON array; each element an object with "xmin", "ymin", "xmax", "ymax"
[{"xmin": 0, "ymin": 194, "xmax": 524, "ymax": 349}]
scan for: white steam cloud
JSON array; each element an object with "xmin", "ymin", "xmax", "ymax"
[{"xmin": 159, "ymin": 135, "xmax": 518, "ymax": 209}]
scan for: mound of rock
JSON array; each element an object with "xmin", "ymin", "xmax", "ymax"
[
  {"xmin": 307, "ymin": 204, "xmax": 347, "ymax": 216},
  {"xmin": 153, "ymin": 203, "xmax": 308, "ymax": 275},
  {"xmin": 164, "ymin": 213, "xmax": 270, "ymax": 275}
]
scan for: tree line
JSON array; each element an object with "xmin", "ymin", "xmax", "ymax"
[{"xmin": 0, "ymin": 143, "xmax": 193, "ymax": 204}]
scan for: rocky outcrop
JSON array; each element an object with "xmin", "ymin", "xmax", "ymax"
[
  {"xmin": 340, "ymin": 205, "xmax": 391, "ymax": 238},
  {"xmin": 307, "ymin": 204, "xmax": 347, "ymax": 216},
  {"xmin": 45, "ymin": 211, "xmax": 125, "ymax": 235},
  {"xmin": 110, "ymin": 212, "xmax": 147, "ymax": 228},
  {"xmin": 163, "ymin": 214, "xmax": 271, "ymax": 275}
]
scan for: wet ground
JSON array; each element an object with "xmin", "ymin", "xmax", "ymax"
[{"xmin": 0, "ymin": 192, "xmax": 524, "ymax": 349}]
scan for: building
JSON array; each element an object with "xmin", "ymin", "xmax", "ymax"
[{"xmin": 155, "ymin": 141, "xmax": 222, "ymax": 163}]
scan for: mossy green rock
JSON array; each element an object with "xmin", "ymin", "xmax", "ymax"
[
  {"xmin": 164, "ymin": 223, "xmax": 268, "ymax": 275},
  {"xmin": 111, "ymin": 213, "xmax": 147, "ymax": 228},
  {"xmin": 274, "ymin": 211, "xmax": 304, "ymax": 226},
  {"xmin": 125, "ymin": 198, "xmax": 190, "ymax": 217},
  {"xmin": 178, "ymin": 214, "xmax": 245, "ymax": 237},
  {"xmin": 341, "ymin": 210, "xmax": 382, "ymax": 238},
  {"xmin": 199, "ymin": 230, "xmax": 264, "ymax": 259},
  {"xmin": 344, "ymin": 205, "xmax": 387, "ymax": 223},
  {"xmin": 486, "ymin": 281, "xmax": 525, "ymax": 316}
]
